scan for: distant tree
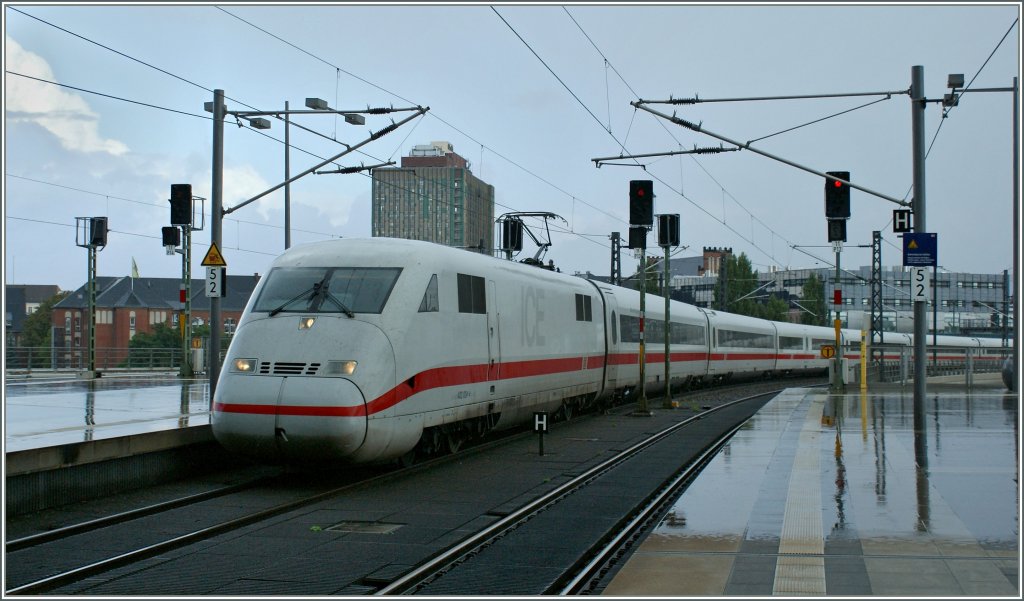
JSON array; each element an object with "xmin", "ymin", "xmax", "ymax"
[
  {"xmin": 19, "ymin": 291, "xmax": 69, "ymax": 349},
  {"xmin": 128, "ymin": 322, "xmax": 181, "ymax": 349},
  {"xmin": 714, "ymin": 253, "xmax": 763, "ymax": 318},
  {"xmin": 800, "ymin": 274, "xmax": 828, "ymax": 326},
  {"xmin": 760, "ymin": 295, "xmax": 791, "ymax": 322}
]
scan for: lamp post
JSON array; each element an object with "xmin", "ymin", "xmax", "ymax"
[
  {"xmin": 228, "ymin": 97, "xmax": 367, "ymax": 250},
  {"xmin": 207, "ymin": 89, "xmax": 428, "ymax": 403}
]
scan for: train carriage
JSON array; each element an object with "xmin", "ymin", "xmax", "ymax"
[
  {"xmin": 773, "ymin": 320, "xmax": 829, "ymax": 374},
  {"xmin": 704, "ymin": 309, "xmax": 778, "ymax": 379},
  {"xmin": 212, "ymin": 237, "xmax": 1010, "ymax": 466}
]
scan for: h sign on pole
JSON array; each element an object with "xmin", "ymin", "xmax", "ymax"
[{"xmin": 893, "ymin": 209, "xmax": 913, "ymax": 233}]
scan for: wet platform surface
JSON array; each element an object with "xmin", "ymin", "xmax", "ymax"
[
  {"xmin": 4, "ymin": 377, "xmax": 209, "ymax": 453},
  {"xmin": 602, "ymin": 386, "xmax": 1020, "ymax": 596}
]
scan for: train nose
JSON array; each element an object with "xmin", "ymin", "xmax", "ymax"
[{"xmin": 213, "ymin": 374, "xmax": 368, "ymax": 463}]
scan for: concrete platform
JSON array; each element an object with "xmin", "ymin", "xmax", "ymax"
[
  {"xmin": 4, "ymin": 376, "xmax": 209, "ymax": 453},
  {"xmin": 601, "ymin": 385, "xmax": 1020, "ymax": 596}
]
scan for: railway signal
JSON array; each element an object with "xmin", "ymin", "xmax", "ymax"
[
  {"xmin": 170, "ymin": 184, "xmax": 192, "ymax": 226},
  {"xmin": 629, "ymin": 180, "xmax": 653, "ymax": 226},
  {"xmin": 824, "ymin": 171, "xmax": 850, "ymax": 243},
  {"xmin": 824, "ymin": 171, "xmax": 850, "ymax": 219}
]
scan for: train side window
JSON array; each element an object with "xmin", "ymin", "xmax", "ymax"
[
  {"xmin": 779, "ymin": 336, "xmax": 804, "ymax": 350},
  {"xmin": 457, "ymin": 273, "xmax": 486, "ymax": 314},
  {"xmin": 611, "ymin": 311, "xmax": 617, "ymax": 343},
  {"xmin": 575, "ymin": 294, "xmax": 593, "ymax": 321},
  {"xmin": 418, "ymin": 274, "xmax": 439, "ymax": 313}
]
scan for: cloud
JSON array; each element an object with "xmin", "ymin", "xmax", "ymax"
[
  {"xmin": 223, "ymin": 164, "xmax": 278, "ymax": 220},
  {"xmin": 5, "ymin": 35, "xmax": 129, "ymax": 156}
]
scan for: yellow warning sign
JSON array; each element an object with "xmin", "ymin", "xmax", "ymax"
[
  {"xmin": 907, "ymin": 239, "xmax": 918, "ymax": 249},
  {"xmin": 201, "ymin": 242, "xmax": 227, "ymax": 267},
  {"xmin": 821, "ymin": 345, "xmax": 836, "ymax": 359}
]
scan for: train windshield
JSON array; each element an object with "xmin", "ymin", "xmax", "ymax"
[{"xmin": 254, "ymin": 267, "xmax": 402, "ymax": 315}]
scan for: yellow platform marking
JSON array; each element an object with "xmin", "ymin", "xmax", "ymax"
[{"xmin": 773, "ymin": 396, "xmax": 826, "ymax": 596}]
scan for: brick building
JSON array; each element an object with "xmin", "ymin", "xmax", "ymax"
[{"xmin": 52, "ymin": 274, "xmax": 260, "ymax": 351}]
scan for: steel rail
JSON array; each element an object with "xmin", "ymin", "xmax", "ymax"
[
  {"xmin": 6, "ymin": 475, "xmax": 272, "ymax": 552},
  {"xmin": 374, "ymin": 389, "xmax": 782, "ymax": 595}
]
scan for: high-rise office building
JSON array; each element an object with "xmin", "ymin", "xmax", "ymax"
[{"xmin": 371, "ymin": 141, "xmax": 494, "ymax": 253}]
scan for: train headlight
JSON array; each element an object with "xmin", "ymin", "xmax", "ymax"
[
  {"xmin": 231, "ymin": 358, "xmax": 258, "ymax": 373},
  {"xmin": 325, "ymin": 360, "xmax": 357, "ymax": 376},
  {"xmin": 299, "ymin": 317, "xmax": 316, "ymax": 330}
]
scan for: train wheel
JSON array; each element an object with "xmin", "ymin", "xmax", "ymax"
[
  {"xmin": 446, "ymin": 433, "xmax": 463, "ymax": 454},
  {"xmin": 560, "ymin": 401, "xmax": 574, "ymax": 422}
]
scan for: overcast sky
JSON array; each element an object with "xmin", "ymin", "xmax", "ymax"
[{"xmin": 3, "ymin": 2, "xmax": 1020, "ymax": 293}]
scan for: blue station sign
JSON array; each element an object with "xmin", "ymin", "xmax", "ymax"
[{"xmin": 902, "ymin": 232, "xmax": 937, "ymax": 267}]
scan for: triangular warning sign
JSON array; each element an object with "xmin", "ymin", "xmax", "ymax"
[
  {"xmin": 907, "ymin": 239, "xmax": 918, "ymax": 249},
  {"xmin": 201, "ymin": 242, "xmax": 227, "ymax": 267}
]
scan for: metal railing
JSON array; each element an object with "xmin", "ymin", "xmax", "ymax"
[
  {"xmin": 6, "ymin": 347, "xmax": 185, "ymax": 373},
  {"xmin": 871, "ymin": 344, "xmax": 1011, "ymax": 385}
]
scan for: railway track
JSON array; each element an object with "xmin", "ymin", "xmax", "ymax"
[
  {"xmin": 5, "ymin": 377, "xmax": 821, "ymax": 596},
  {"xmin": 378, "ymin": 390, "xmax": 782, "ymax": 595}
]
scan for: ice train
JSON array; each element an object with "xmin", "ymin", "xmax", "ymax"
[{"xmin": 211, "ymin": 238, "xmax": 1006, "ymax": 465}]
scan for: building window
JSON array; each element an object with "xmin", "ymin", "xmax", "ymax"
[
  {"xmin": 172, "ymin": 314, "xmax": 179, "ymax": 328},
  {"xmin": 129, "ymin": 311, "xmax": 136, "ymax": 332},
  {"xmin": 224, "ymin": 318, "xmax": 236, "ymax": 334}
]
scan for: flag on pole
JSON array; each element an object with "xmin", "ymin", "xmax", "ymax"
[{"xmin": 131, "ymin": 257, "xmax": 140, "ymax": 279}]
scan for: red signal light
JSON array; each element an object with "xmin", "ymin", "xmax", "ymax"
[{"xmin": 833, "ymin": 180, "xmax": 842, "ymax": 188}]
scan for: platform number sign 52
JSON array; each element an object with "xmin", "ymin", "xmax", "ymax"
[
  {"xmin": 910, "ymin": 267, "xmax": 930, "ymax": 302},
  {"xmin": 206, "ymin": 267, "xmax": 226, "ymax": 298}
]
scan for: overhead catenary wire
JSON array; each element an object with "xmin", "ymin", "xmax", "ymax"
[
  {"xmin": 5, "ymin": 6, "xmax": 542, "ymax": 229},
  {"xmin": 215, "ymin": 5, "xmax": 626, "ymax": 230},
  {"xmin": 874, "ymin": 17, "xmax": 1018, "ymax": 263}
]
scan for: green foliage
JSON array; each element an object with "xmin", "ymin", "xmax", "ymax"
[
  {"xmin": 128, "ymin": 322, "xmax": 182, "ymax": 349},
  {"xmin": 7, "ymin": 291, "xmax": 67, "ymax": 368},
  {"xmin": 800, "ymin": 274, "xmax": 828, "ymax": 326},
  {"xmin": 762, "ymin": 296, "xmax": 791, "ymax": 322},
  {"xmin": 713, "ymin": 253, "xmax": 794, "ymax": 321},
  {"xmin": 19, "ymin": 291, "xmax": 69, "ymax": 349}
]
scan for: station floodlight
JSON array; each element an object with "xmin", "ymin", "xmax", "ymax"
[
  {"xmin": 247, "ymin": 117, "xmax": 272, "ymax": 130},
  {"xmin": 305, "ymin": 97, "xmax": 329, "ymax": 110}
]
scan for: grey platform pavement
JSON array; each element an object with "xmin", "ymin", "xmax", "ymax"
[{"xmin": 601, "ymin": 378, "xmax": 1019, "ymax": 596}]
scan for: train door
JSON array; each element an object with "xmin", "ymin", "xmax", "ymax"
[
  {"xmin": 487, "ymin": 280, "xmax": 501, "ymax": 390},
  {"xmin": 603, "ymin": 292, "xmax": 621, "ymax": 391}
]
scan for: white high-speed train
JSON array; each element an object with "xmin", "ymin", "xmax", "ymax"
[{"xmin": 211, "ymin": 238, "xmax": 1007, "ymax": 465}]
